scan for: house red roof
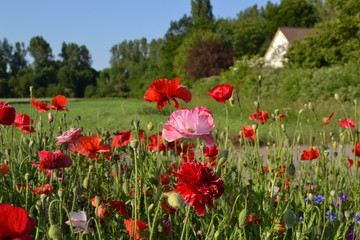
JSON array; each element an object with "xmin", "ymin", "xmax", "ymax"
[{"xmin": 279, "ymin": 27, "xmax": 312, "ymax": 43}]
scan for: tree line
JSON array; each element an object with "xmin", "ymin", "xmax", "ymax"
[{"xmin": 0, "ymin": 0, "xmax": 358, "ymax": 98}]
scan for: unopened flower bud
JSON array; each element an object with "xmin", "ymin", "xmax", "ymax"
[
  {"xmin": 308, "ymin": 102, "xmax": 314, "ymax": 111},
  {"xmin": 132, "ymin": 120, "xmax": 140, "ymax": 130},
  {"xmin": 288, "ymin": 163, "xmax": 296, "ymax": 176},
  {"xmin": 147, "ymin": 122, "xmax": 154, "ymax": 131},
  {"xmin": 48, "ymin": 225, "xmax": 62, "ymax": 240},
  {"xmin": 238, "ymin": 208, "xmax": 247, "ymax": 227},
  {"xmin": 83, "ymin": 176, "xmax": 89, "ymax": 189},
  {"xmin": 298, "ymin": 109, "xmax": 304, "ymax": 115},
  {"xmin": 334, "ymin": 93, "xmax": 340, "ymax": 101},
  {"xmin": 283, "ymin": 209, "xmax": 296, "ymax": 229},
  {"xmin": 251, "ymin": 124, "xmax": 258, "ymax": 131},
  {"xmin": 130, "ymin": 140, "xmax": 138, "ymax": 149},
  {"xmin": 48, "ymin": 112, "xmax": 54, "ymax": 123},
  {"xmin": 330, "ymin": 190, "xmax": 336, "ymax": 197},
  {"xmin": 307, "ymin": 193, "xmax": 314, "ymax": 201},
  {"xmin": 229, "ymin": 94, "xmax": 235, "ymax": 107},
  {"xmin": 166, "ymin": 193, "xmax": 185, "ymax": 209},
  {"xmin": 253, "ymin": 101, "xmax": 260, "ymax": 109},
  {"xmin": 344, "ymin": 210, "xmax": 351, "ymax": 219}
]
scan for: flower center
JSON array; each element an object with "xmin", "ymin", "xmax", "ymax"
[{"xmin": 187, "ymin": 128, "xmax": 195, "ymax": 133}]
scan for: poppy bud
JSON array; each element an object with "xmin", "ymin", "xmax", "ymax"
[
  {"xmin": 57, "ymin": 189, "xmax": 64, "ymax": 198},
  {"xmin": 95, "ymin": 196, "xmax": 102, "ymax": 207},
  {"xmin": 274, "ymin": 109, "xmax": 280, "ymax": 115},
  {"xmin": 324, "ymin": 150, "xmax": 329, "ymax": 157},
  {"xmin": 251, "ymin": 124, "xmax": 258, "ymax": 131},
  {"xmin": 281, "ymin": 124, "xmax": 286, "ymax": 132},
  {"xmin": 83, "ymin": 176, "xmax": 89, "ymax": 189},
  {"xmin": 166, "ymin": 193, "xmax": 185, "ymax": 209},
  {"xmin": 48, "ymin": 225, "xmax": 62, "ymax": 240},
  {"xmin": 334, "ymin": 93, "xmax": 340, "ymax": 101},
  {"xmin": 288, "ymin": 163, "xmax": 296, "ymax": 176},
  {"xmin": 298, "ymin": 109, "xmax": 304, "ymax": 115},
  {"xmin": 132, "ymin": 120, "xmax": 140, "ymax": 130},
  {"xmin": 307, "ymin": 193, "xmax": 314, "ymax": 201},
  {"xmin": 122, "ymin": 182, "xmax": 129, "ymax": 196},
  {"xmin": 330, "ymin": 190, "xmax": 336, "ymax": 197},
  {"xmin": 308, "ymin": 102, "xmax": 314, "ymax": 111},
  {"xmin": 282, "ymin": 209, "xmax": 296, "ymax": 229},
  {"xmin": 24, "ymin": 173, "xmax": 30, "ymax": 181},
  {"xmin": 253, "ymin": 101, "xmax": 260, "ymax": 109},
  {"xmin": 229, "ymin": 94, "xmax": 235, "ymax": 107},
  {"xmin": 147, "ymin": 122, "xmax": 154, "ymax": 131},
  {"xmin": 354, "ymin": 99, "xmax": 358, "ymax": 105},
  {"xmin": 238, "ymin": 208, "xmax": 247, "ymax": 227},
  {"xmin": 344, "ymin": 210, "xmax": 351, "ymax": 219},
  {"xmin": 37, "ymin": 121, "xmax": 43, "ymax": 129},
  {"xmin": 48, "ymin": 112, "xmax": 54, "ymax": 123},
  {"xmin": 130, "ymin": 140, "xmax": 138, "ymax": 149},
  {"xmin": 148, "ymin": 203, "xmax": 154, "ymax": 212}
]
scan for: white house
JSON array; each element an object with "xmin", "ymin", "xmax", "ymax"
[{"xmin": 264, "ymin": 27, "xmax": 312, "ymax": 68}]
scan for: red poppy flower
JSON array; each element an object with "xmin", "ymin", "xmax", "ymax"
[
  {"xmin": 301, "ymin": 149, "xmax": 319, "ymax": 160},
  {"xmin": 49, "ymin": 95, "xmax": 69, "ymax": 111},
  {"xmin": 170, "ymin": 161, "xmax": 224, "ymax": 216},
  {"xmin": 237, "ymin": 125, "xmax": 255, "ymax": 141},
  {"xmin": 339, "ymin": 118, "xmax": 356, "ymax": 130},
  {"xmin": 144, "ymin": 77, "xmax": 192, "ymax": 110},
  {"xmin": 112, "ymin": 131, "xmax": 132, "ymax": 147},
  {"xmin": 14, "ymin": 113, "xmax": 35, "ymax": 134},
  {"xmin": 30, "ymin": 98, "xmax": 49, "ymax": 112},
  {"xmin": 347, "ymin": 159, "xmax": 360, "ymax": 168},
  {"xmin": 75, "ymin": 134, "xmax": 111, "ymax": 160},
  {"xmin": 110, "ymin": 201, "xmax": 127, "ymax": 216},
  {"xmin": 159, "ymin": 174, "xmax": 171, "ymax": 186},
  {"xmin": 0, "ymin": 102, "xmax": 16, "ymax": 126},
  {"xmin": 208, "ymin": 84, "xmax": 234, "ymax": 103},
  {"xmin": 147, "ymin": 132, "xmax": 169, "ymax": 152},
  {"xmin": 33, "ymin": 184, "xmax": 54, "ymax": 195},
  {"xmin": 323, "ymin": 112, "xmax": 334, "ymax": 126},
  {"xmin": 123, "ymin": 219, "xmax": 148, "ymax": 239},
  {"xmin": 55, "ymin": 128, "xmax": 82, "ymax": 145},
  {"xmin": 0, "ymin": 163, "xmax": 9, "ymax": 177},
  {"xmin": 30, "ymin": 149, "xmax": 72, "ymax": 171},
  {"xmin": 162, "ymin": 201, "xmax": 176, "ymax": 214},
  {"xmin": 203, "ymin": 145, "xmax": 218, "ymax": 167},
  {"xmin": 0, "ymin": 203, "xmax": 35, "ymax": 239},
  {"xmin": 354, "ymin": 142, "xmax": 360, "ymax": 157},
  {"xmin": 246, "ymin": 214, "xmax": 261, "ymax": 225},
  {"xmin": 249, "ymin": 109, "xmax": 269, "ymax": 125}
]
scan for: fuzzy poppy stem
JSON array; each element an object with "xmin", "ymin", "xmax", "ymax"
[
  {"xmin": 180, "ymin": 205, "xmax": 191, "ymax": 240},
  {"xmin": 132, "ymin": 146, "xmax": 139, "ymax": 240},
  {"xmin": 149, "ymin": 194, "xmax": 163, "ymax": 240}
]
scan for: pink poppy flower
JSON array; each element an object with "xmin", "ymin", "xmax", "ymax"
[
  {"xmin": 339, "ymin": 118, "xmax": 356, "ymax": 130},
  {"xmin": 162, "ymin": 106, "xmax": 215, "ymax": 145},
  {"xmin": 65, "ymin": 211, "xmax": 94, "ymax": 234},
  {"xmin": 55, "ymin": 128, "xmax": 82, "ymax": 145}
]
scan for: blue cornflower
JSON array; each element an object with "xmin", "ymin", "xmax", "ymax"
[
  {"xmin": 298, "ymin": 216, "xmax": 304, "ymax": 221},
  {"xmin": 313, "ymin": 195, "xmax": 324, "ymax": 204},
  {"xmin": 339, "ymin": 193, "xmax": 349, "ymax": 202},
  {"xmin": 354, "ymin": 214, "xmax": 360, "ymax": 222},
  {"xmin": 326, "ymin": 210, "xmax": 336, "ymax": 222}
]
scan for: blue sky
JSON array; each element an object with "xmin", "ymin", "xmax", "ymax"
[{"xmin": 1, "ymin": 0, "xmax": 280, "ymax": 70}]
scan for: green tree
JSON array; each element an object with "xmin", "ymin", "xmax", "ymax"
[
  {"xmin": 60, "ymin": 42, "xmax": 92, "ymax": 70},
  {"xmin": 10, "ymin": 42, "xmax": 27, "ymax": 76},
  {"xmin": 191, "ymin": 0, "xmax": 214, "ymax": 25},
  {"xmin": 0, "ymin": 38, "xmax": 13, "ymax": 78},
  {"xmin": 28, "ymin": 36, "xmax": 53, "ymax": 67}
]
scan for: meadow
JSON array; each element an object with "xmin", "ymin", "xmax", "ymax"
[{"xmin": 0, "ymin": 80, "xmax": 360, "ymax": 240}]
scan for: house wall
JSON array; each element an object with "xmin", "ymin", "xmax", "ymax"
[{"xmin": 264, "ymin": 30, "xmax": 289, "ymax": 68}]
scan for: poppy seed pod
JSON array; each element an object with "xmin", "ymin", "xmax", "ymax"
[{"xmin": 166, "ymin": 193, "xmax": 185, "ymax": 209}]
